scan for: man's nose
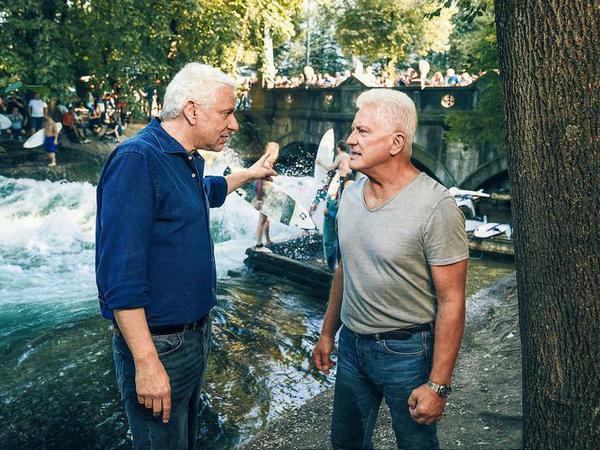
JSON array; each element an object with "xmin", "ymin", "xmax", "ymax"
[
  {"xmin": 346, "ymin": 130, "xmax": 357, "ymax": 145},
  {"xmin": 229, "ymin": 114, "xmax": 240, "ymax": 132}
]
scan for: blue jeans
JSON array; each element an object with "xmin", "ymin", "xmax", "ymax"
[
  {"xmin": 112, "ymin": 319, "xmax": 211, "ymax": 450},
  {"xmin": 331, "ymin": 326, "xmax": 438, "ymax": 450},
  {"xmin": 31, "ymin": 116, "xmax": 44, "ymax": 132}
]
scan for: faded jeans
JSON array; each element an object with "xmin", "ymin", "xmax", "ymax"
[
  {"xmin": 331, "ymin": 326, "xmax": 439, "ymax": 450},
  {"xmin": 112, "ymin": 319, "xmax": 211, "ymax": 450}
]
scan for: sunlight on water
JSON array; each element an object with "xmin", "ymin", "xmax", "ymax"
[{"xmin": 0, "ymin": 150, "xmax": 322, "ymax": 336}]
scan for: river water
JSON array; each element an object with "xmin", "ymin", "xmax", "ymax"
[{"xmin": 0, "ymin": 152, "xmax": 514, "ymax": 449}]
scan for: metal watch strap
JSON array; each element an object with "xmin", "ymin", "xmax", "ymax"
[{"xmin": 427, "ymin": 380, "xmax": 452, "ymax": 398}]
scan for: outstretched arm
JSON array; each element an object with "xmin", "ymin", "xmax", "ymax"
[{"xmin": 225, "ymin": 154, "xmax": 276, "ymax": 194}]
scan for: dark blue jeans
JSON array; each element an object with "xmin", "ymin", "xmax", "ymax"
[
  {"xmin": 30, "ymin": 116, "xmax": 44, "ymax": 132},
  {"xmin": 112, "ymin": 320, "xmax": 211, "ymax": 450},
  {"xmin": 331, "ymin": 326, "xmax": 438, "ymax": 450}
]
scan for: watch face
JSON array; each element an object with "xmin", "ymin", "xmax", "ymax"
[{"xmin": 439, "ymin": 386, "xmax": 451, "ymax": 398}]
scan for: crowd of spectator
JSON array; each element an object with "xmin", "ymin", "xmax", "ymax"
[
  {"xmin": 261, "ymin": 64, "xmax": 477, "ymax": 89},
  {"xmin": 0, "ymin": 91, "xmax": 131, "ymax": 145}
]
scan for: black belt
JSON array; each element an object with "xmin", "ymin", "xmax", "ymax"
[
  {"xmin": 356, "ymin": 322, "xmax": 433, "ymax": 341},
  {"xmin": 113, "ymin": 315, "xmax": 208, "ymax": 336}
]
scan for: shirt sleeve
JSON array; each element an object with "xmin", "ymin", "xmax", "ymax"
[
  {"xmin": 424, "ymin": 197, "xmax": 469, "ymax": 265},
  {"xmin": 203, "ymin": 175, "xmax": 228, "ymax": 208},
  {"xmin": 96, "ymin": 151, "xmax": 155, "ymax": 311}
]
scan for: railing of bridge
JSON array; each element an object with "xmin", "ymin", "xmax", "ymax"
[{"xmin": 243, "ymin": 79, "xmax": 478, "ymax": 117}]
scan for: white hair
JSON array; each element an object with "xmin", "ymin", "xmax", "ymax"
[
  {"xmin": 355, "ymin": 89, "xmax": 417, "ymax": 147},
  {"xmin": 160, "ymin": 63, "xmax": 235, "ymax": 121}
]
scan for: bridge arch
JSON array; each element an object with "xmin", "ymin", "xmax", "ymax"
[
  {"xmin": 459, "ymin": 157, "xmax": 508, "ymax": 190},
  {"xmin": 412, "ymin": 144, "xmax": 457, "ymax": 187},
  {"xmin": 276, "ymin": 130, "xmax": 323, "ymax": 150}
]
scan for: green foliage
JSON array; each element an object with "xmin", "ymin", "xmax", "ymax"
[
  {"xmin": 444, "ymin": 73, "xmax": 503, "ymax": 145},
  {"xmin": 442, "ymin": 0, "xmax": 504, "ymax": 147},
  {"xmin": 332, "ymin": 0, "xmax": 455, "ymax": 66},
  {"xmin": 0, "ymin": 0, "xmax": 302, "ymax": 98},
  {"xmin": 276, "ymin": 1, "xmax": 347, "ymax": 76},
  {"xmin": 445, "ymin": 0, "xmax": 496, "ymax": 73}
]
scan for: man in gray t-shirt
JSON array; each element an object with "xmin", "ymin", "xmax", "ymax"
[{"xmin": 312, "ymin": 89, "xmax": 468, "ymax": 450}]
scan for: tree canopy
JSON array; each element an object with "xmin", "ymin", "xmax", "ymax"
[
  {"xmin": 331, "ymin": 0, "xmax": 456, "ymax": 68},
  {"xmin": 0, "ymin": 0, "xmax": 302, "ymax": 98},
  {"xmin": 441, "ymin": 0, "xmax": 504, "ymax": 147}
]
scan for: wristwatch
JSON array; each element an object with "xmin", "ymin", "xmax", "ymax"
[{"xmin": 427, "ymin": 380, "xmax": 452, "ymax": 398}]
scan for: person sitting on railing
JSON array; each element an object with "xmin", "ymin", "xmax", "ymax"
[
  {"xmin": 430, "ymin": 71, "xmax": 445, "ymax": 87},
  {"xmin": 445, "ymin": 68, "xmax": 460, "ymax": 85},
  {"xmin": 458, "ymin": 71, "xmax": 474, "ymax": 86}
]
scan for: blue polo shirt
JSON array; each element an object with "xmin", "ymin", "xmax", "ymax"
[{"xmin": 95, "ymin": 118, "xmax": 228, "ymax": 326}]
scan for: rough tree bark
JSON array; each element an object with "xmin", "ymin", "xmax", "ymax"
[{"xmin": 494, "ymin": 1, "xmax": 599, "ymax": 449}]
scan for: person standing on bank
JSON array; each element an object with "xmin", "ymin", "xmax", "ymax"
[
  {"xmin": 95, "ymin": 63, "xmax": 275, "ymax": 450},
  {"xmin": 28, "ymin": 93, "xmax": 47, "ymax": 133},
  {"xmin": 312, "ymin": 89, "xmax": 468, "ymax": 450},
  {"xmin": 43, "ymin": 117, "xmax": 59, "ymax": 167},
  {"xmin": 255, "ymin": 141, "xmax": 280, "ymax": 248}
]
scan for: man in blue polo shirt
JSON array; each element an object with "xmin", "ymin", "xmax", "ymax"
[{"xmin": 95, "ymin": 63, "xmax": 275, "ymax": 450}]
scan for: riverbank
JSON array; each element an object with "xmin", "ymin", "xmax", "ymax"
[
  {"xmin": 0, "ymin": 123, "xmax": 144, "ymax": 183},
  {"xmin": 242, "ymin": 274, "xmax": 522, "ymax": 450}
]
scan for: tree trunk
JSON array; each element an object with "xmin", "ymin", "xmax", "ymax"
[{"xmin": 494, "ymin": 1, "xmax": 600, "ymax": 449}]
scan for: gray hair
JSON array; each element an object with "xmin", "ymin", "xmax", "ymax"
[
  {"xmin": 355, "ymin": 89, "xmax": 417, "ymax": 149},
  {"xmin": 160, "ymin": 63, "xmax": 235, "ymax": 121}
]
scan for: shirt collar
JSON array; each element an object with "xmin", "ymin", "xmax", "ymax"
[{"xmin": 146, "ymin": 118, "xmax": 190, "ymax": 155}]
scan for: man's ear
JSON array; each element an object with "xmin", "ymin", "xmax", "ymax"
[
  {"xmin": 390, "ymin": 132, "xmax": 406, "ymax": 156},
  {"xmin": 182, "ymin": 101, "xmax": 197, "ymax": 125}
]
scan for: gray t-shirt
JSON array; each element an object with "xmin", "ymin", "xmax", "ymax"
[{"xmin": 337, "ymin": 173, "xmax": 468, "ymax": 334}]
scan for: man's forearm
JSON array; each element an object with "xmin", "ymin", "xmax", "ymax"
[
  {"xmin": 321, "ymin": 264, "xmax": 344, "ymax": 338},
  {"xmin": 429, "ymin": 299, "xmax": 465, "ymax": 385},
  {"xmin": 114, "ymin": 308, "xmax": 159, "ymax": 363},
  {"xmin": 225, "ymin": 170, "xmax": 253, "ymax": 194}
]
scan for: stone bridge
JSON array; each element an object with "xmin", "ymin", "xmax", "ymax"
[{"xmin": 239, "ymin": 76, "xmax": 507, "ymax": 190}]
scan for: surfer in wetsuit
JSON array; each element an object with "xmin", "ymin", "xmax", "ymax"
[{"xmin": 255, "ymin": 141, "xmax": 280, "ymax": 248}]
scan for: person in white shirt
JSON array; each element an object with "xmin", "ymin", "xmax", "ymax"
[{"xmin": 28, "ymin": 93, "xmax": 47, "ymax": 132}]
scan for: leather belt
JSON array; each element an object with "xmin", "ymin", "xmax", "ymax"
[
  {"xmin": 356, "ymin": 322, "xmax": 433, "ymax": 341},
  {"xmin": 113, "ymin": 315, "xmax": 208, "ymax": 336}
]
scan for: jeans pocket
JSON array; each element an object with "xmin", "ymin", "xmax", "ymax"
[
  {"xmin": 381, "ymin": 335, "xmax": 425, "ymax": 356},
  {"xmin": 152, "ymin": 333, "xmax": 184, "ymax": 358}
]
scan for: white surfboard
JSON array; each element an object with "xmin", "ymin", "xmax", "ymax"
[
  {"xmin": 0, "ymin": 114, "xmax": 11, "ymax": 130},
  {"xmin": 225, "ymin": 167, "xmax": 315, "ymax": 230},
  {"xmin": 23, "ymin": 123, "xmax": 62, "ymax": 149},
  {"xmin": 418, "ymin": 59, "xmax": 430, "ymax": 89},
  {"xmin": 314, "ymin": 128, "xmax": 335, "ymax": 186},
  {"xmin": 474, "ymin": 223, "xmax": 511, "ymax": 239},
  {"xmin": 466, "ymin": 219, "xmax": 486, "ymax": 233},
  {"xmin": 327, "ymin": 172, "xmax": 341, "ymax": 199},
  {"xmin": 449, "ymin": 186, "xmax": 491, "ymax": 198}
]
